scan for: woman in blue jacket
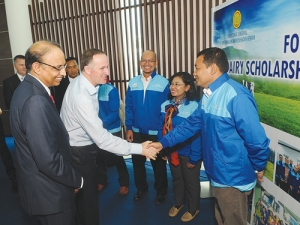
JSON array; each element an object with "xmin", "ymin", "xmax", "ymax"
[{"xmin": 158, "ymin": 72, "xmax": 202, "ymax": 222}]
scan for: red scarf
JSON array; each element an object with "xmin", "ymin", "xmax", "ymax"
[{"xmin": 162, "ymin": 104, "xmax": 179, "ymax": 166}]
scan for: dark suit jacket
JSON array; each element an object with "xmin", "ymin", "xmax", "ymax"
[
  {"xmin": 51, "ymin": 75, "xmax": 70, "ymax": 113},
  {"xmin": 3, "ymin": 74, "xmax": 21, "ymax": 110},
  {"xmin": 10, "ymin": 74, "xmax": 81, "ymax": 216}
]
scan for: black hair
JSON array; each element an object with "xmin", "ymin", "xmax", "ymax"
[
  {"xmin": 168, "ymin": 72, "xmax": 197, "ymax": 101},
  {"xmin": 197, "ymin": 47, "xmax": 229, "ymax": 73},
  {"xmin": 13, "ymin": 55, "xmax": 25, "ymax": 63},
  {"xmin": 66, "ymin": 56, "xmax": 78, "ymax": 64}
]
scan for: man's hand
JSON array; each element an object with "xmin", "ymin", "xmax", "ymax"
[
  {"xmin": 141, "ymin": 141, "xmax": 158, "ymax": 160},
  {"xmin": 256, "ymin": 170, "xmax": 264, "ymax": 182},
  {"xmin": 126, "ymin": 130, "xmax": 133, "ymax": 142},
  {"xmin": 74, "ymin": 189, "xmax": 79, "ymax": 193},
  {"xmin": 147, "ymin": 142, "xmax": 163, "ymax": 151}
]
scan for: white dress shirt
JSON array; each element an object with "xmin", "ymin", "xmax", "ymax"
[
  {"xmin": 60, "ymin": 74, "xmax": 142, "ymax": 156},
  {"xmin": 17, "ymin": 73, "xmax": 26, "ymax": 82}
]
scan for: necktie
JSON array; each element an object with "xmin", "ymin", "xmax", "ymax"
[
  {"xmin": 50, "ymin": 94, "xmax": 55, "ymax": 104},
  {"xmin": 162, "ymin": 104, "xmax": 179, "ymax": 166}
]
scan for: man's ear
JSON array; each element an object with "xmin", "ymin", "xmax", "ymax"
[
  {"xmin": 31, "ymin": 62, "xmax": 41, "ymax": 75},
  {"xmin": 210, "ymin": 63, "xmax": 218, "ymax": 75},
  {"xmin": 84, "ymin": 65, "xmax": 91, "ymax": 75}
]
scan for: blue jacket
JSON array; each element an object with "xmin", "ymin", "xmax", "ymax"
[
  {"xmin": 98, "ymin": 83, "xmax": 121, "ymax": 133},
  {"xmin": 125, "ymin": 70, "xmax": 169, "ymax": 135},
  {"xmin": 288, "ymin": 169, "xmax": 300, "ymax": 190},
  {"xmin": 158, "ymin": 100, "xmax": 201, "ymax": 164},
  {"xmin": 275, "ymin": 160, "xmax": 284, "ymax": 179},
  {"xmin": 160, "ymin": 73, "xmax": 270, "ymax": 191}
]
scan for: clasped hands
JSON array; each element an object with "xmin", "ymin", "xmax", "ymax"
[{"xmin": 141, "ymin": 141, "xmax": 163, "ymax": 160}]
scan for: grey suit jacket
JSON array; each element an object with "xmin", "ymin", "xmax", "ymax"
[{"xmin": 9, "ymin": 74, "xmax": 81, "ymax": 216}]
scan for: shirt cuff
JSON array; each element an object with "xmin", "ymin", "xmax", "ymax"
[
  {"xmin": 129, "ymin": 143, "xmax": 142, "ymax": 155},
  {"xmin": 79, "ymin": 177, "xmax": 84, "ymax": 189}
]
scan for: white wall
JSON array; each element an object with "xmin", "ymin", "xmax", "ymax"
[{"xmin": 5, "ymin": 0, "xmax": 32, "ymax": 57}]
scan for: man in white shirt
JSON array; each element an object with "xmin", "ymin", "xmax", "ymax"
[{"xmin": 60, "ymin": 48, "xmax": 159, "ymax": 225}]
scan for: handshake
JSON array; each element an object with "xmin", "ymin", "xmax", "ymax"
[{"xmin": 141, "ymin": 141, "xmax": 163, "ymax": 160}]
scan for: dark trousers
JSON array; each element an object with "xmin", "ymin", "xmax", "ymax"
[
  {"xmin": 290, "ymin": 188, "xmax": 298, "ymax": 200},
  {"xmin": 71, "ymin": 144, "xmax": 98, "ymax": 225},
  {"xmin": 0, "ymin": 116, "xmax": 15, "ymax": 177},
  {"xmin": 132, "ymin": 132, "xmax": 168, "ymax": 195},
  {"xmin": 37, "ymin": 205, "xmax": 76, "ymax": 225},
  {"xmin": 280, "ymin": 181, "xmax": 289, "ymax": 193},
  {"xmin": 169, "ymin": 156, "xmax": 201, "ymax": 212},
  {"xmin": 96, "ymin": 131, "xmax": 129, "ymax": 187},
  {"xmin": 213, "ymin": 187, "xmax": 252, "ymax": 225}
]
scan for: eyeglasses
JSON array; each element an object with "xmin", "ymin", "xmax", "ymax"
[
  {"xmin": 140, "ymin": 59, "xmax": 156, "ymax": 64},
  {"xmin": 38, "ymin": 61, "xmax": 66, "ymax": 71},
  {"xmin": 170, "ymin": 83, "xmax": 185, "ymax": 87}
]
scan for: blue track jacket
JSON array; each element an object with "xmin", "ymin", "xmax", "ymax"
[
  {"xmin": 98, "ymin": 83, "xmax": 121, "ymax": 133},
  {"xmin": 158, "ymin": 100, "xmax": 201, "ymax": 164},
  {"xmin": 125, "ymin": 70, "xmax": 169, "ymax": 135},
  {"xmin": 160, "ymin": 73, "xmax": 270, "ymax": 191}
]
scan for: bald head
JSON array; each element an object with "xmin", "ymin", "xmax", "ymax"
[
  {"xmin": 140, "ymin": 50, "xmax": 158, "ymax": 77},
  {"xmin": 25, "ymin": 40, "xmax": 61, "ymax": 72},
  {"xmin": 141, "ymin": 50, "xmax": 156, "ymax": 59},
  {"xmin": 25, "ymin": 40, "xmax": 66, "ymax": 87}
]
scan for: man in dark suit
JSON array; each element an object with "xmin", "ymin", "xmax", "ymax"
[
  {"xmin": 0, "ymin": 108, "xmax": 17, "ymax": 191},
  {"xmin": 9, "ymin": 40, "xmax": 82, "ymax": 225},
  {"xmin": 51, "ymin": 57, "xmax": 79, "ymax": 113},
  {"xmin": 3, "ymin": 55, "xmax": 27, "ymax": 110},
  {"xmin": 1, "ymin": 55, "xmax": 25, "ymax": 192}
]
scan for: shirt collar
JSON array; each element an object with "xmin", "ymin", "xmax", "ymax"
[
  {"xmin": 203, "ymin": 72, "xmax": 230, "ymax": 97},
  {"xmin": 203, "ymin": 88, "xmax": 212, "ymax": 97},
  {"xmin": 171, "ymin": 95, "xmax": 187, "ymax": 106},
  {"xmin": 27, "ymin": 73, "xmax": 51, "ymax": 95},
  {"xmin": 80, "ymin": 73, "xmax": 99, "ymax": 96},
  {"xmin": 17, "ymin": 73, "xmax": 26, "ymax": 81},
  {"xmin": 141, "ymin": 74, "xmax": 152, "ymax": 82}
]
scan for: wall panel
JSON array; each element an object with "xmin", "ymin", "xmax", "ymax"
[{"xmin": 28, "ymin": 0, "xmax": 228, "ymax": 101}]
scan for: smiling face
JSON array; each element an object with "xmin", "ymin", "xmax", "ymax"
[
  {"xmin": 140, "ymin": 50, "xmax": 157, "ymax": 77},
  {"xmin": 32, "ymin": 47, "xmax": 66, "ymax": 87},
  {"xmin": 170, "ymin": 76, "xmax": 190, "ymax": 102}
]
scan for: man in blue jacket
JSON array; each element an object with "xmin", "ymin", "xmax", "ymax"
[
  {"xmin": 96, "ymin": 79, "xmax": 130, "ymax": 196},
  {"xmin": 149, "ymin": 47, "xmax": 270, "ymax": 224},
  {"xmin": 125, "ymin": 50, "xmax": 169, "ymax": 204}
]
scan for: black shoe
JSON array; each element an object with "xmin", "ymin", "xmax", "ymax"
[
  {"xmin": 133, "ymin": 190, "xmax": 148, "ymax": 201},
  {"xmin": 155, "ymin": 194, "xmax": 166, "ymax": 205},
  {"xmin": 11, "ymin": 180, "xmax": 18, "ymax": 193}
]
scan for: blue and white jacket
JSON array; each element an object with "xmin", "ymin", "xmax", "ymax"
[
  {"xmin": 160, "ymin": 73, "xmax": 270, "ymax": 191},
  {"xmin": 125, "ymin": 70, "xmax": 169, "ymax": 135},
  {"xmin": 158, "ymin": 100, "xmax": 201, "ymax": 164},
  {"xmin": 98, "ymin": 83, "xmax": 121, "ymax": 133}
]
